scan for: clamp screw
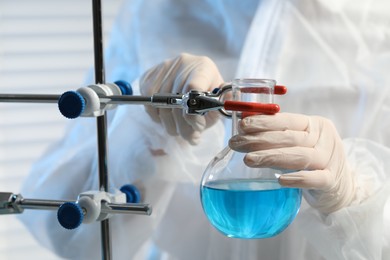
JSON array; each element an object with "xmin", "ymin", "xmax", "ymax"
[
  {"xmin": 57, "ymin": 202, "xmax": 84, "ymax": 229},
  {"xmin": 58, "ymin": 91, "xmax": 85, "ymax": 119},
  {"xmin": 189, "ymin": 99, "xmax": 197, "ymax": 106},
  {"xmin": 114, "ymin": 80, "xmax": 133, "ymax": 96},
  {"xmin": 120, "ymin": 184, "xmax": 141, "ymax": 203}
]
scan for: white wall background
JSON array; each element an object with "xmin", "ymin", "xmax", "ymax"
[{"xmin": 0, "ymin": 0, "xmax": 123, "ymax": 258}]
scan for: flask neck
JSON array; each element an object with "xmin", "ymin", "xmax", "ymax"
[
  {"xmin": 232, "ymin": 111, "xmax": 239, "ymax": 136},
  {"xmin": 230, "ymin": 79, "xmax": 276, "ymax": 137}
]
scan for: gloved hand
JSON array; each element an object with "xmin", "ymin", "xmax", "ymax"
[
  {"xmin": 140, "ymin": 53, "xmax": 224, "ymax": 145},
  {"xmin": 229, "ymin": 113, "xmax": 357, "ymax": 214}
]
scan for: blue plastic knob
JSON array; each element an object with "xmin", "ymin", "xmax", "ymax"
[
  {"xmin": 114, "ymin": 80, "xmax": 133, "ymax": 96},
  {"xmin": 58, "ymin": 91, "xmax": 85, "ymax": 119},
  {"xmin": 57, "ymin": 202, "xmax": 84, "ymax": 230},
  {"xmin": 120, "ymin": 184, "xmax": 141, "ymax": 203}
]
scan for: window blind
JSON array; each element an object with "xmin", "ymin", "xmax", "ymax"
[{"xmin": 0, "ymin": 0, "xmax": 123, "ymax": 258}]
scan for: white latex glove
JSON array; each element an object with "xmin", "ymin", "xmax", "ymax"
[
  {"xmin": 229, "ymin": 113, "xmax": 357, "ymax": 214},
  {"xmin": 140, "ymin": 53, "xmax": 224, "ymax": 145}
]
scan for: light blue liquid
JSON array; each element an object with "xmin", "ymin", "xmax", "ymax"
[{"xmin": 201, "ymin": 179, "xmax": 301, "ymax": 239}]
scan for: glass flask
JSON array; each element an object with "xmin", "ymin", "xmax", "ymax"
[{"xmin": 200, "ymin": 79, "xmax": 302, "ymax": 239}]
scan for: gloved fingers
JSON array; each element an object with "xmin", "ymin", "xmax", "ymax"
[
  {"xmin": 144, "ymin": 106, "xmax": 161, "ymax": 124},
  {"xmin": 172, "ymin": 55, "xmax": 223, "ymax": 136},
  {"xmin": 183, "ymin": 59, "xmax": 223, "ymax": 131},
  {"xmin": 229, "ymin": 129, "xmax": 316, "ymax": 152},
  {"xmin": 181, "ymin": 56, "xmax": 224, "ymax": 93},
  {"xmin": 238, "ymin": 113, "xmax": 311, "ymax": 134},
  {"xmin": 205, "ymin": 110, "xmax": 221, "ymax": 128},
  {"xmin": 278, "ymin": 169, "xmax": 333, "ymax": 190},
  {"xmin": 159, "ymin": 109, "xmax": 179, "ymax": 136},
  {"xmin": 140, "ymin": 53, "xmax": 225, "ymax": 145},
  {"xmin": 183, "ymin": 113, "xmax": 206, "ymax": 132},
  {"xmin": 243, "ymin": 146, "xmax": 327, "ymax": 170},
  {"xmin": 172, "ymin": 109, "xmax": 202, "ymax": 145},
  {"xmin": 140, "ymin": 62, "xmax": 173, "ymax": 95}
]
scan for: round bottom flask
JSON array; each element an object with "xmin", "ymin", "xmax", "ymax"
[{"xmin": 200, "ymin": 79, "xmax": 302, "ymax": 239}]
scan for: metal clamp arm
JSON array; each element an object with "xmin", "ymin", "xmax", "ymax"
[{"xmin": 0, "ymin": 192, "xmax": 151, "ymax": 216}]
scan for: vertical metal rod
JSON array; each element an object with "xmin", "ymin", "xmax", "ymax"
[
  {"xmin": 92, "ymin": 0, "xmax": 105, "ymax": 84},
  {"xmin": 97, "ymin": 116, "xmax": 111, "ymax": 260},
  {"xmin": 97, "ymin": 116, "xmax": 109, "ymax": 192},
  {"xmin": 92, "ymin": 0, "xmax": 112, "ymax": 259}
]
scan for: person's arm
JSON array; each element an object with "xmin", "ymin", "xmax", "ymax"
[
  {"xmin": 142, "ymin": 54, "xmax": 390, "ymax": 259},
  {"xmin": 295, "ymin": 138, "xmax": 390, "ymax": 259}
]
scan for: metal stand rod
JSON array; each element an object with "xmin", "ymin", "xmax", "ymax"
[
  {"xmin": 92, "ymin": 0, "xmax": 112, "ymax": 259},
  {"xmin": 97, "ymin": 116, "xmax": 109, "ymax": 192},
  {"xmin": 0, "ymin": 93, "xmax": 176, "ymax": 105},
  {"xmin": 18, "ymin": 198, "xmax": 152, "ymax": 215},
  {"xmin": 0, "ymin": 94, "xmax": 60, "ymax": 103},
  {"xmin": 19, "ymin": 199, "xmax": 69, "ymax": 209},
  {"xmin": 101, "ymin": 220, "xmax": 111, "ymax": 260},
  {"xmin": 101, "ymin": 202, "xmax": 152, "ymax": 215},
  {"xmin": 93, "ymin": 0, "xmax": 105, "ymax": 85},
  {"xmin": 100, "ymin": 95, "xmax": 152, "ymax": 104}
]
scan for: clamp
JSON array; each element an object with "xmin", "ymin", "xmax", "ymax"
[
  {"xmin": 0, "ymin": 184, "xmax": 151, "ymax": 230},
  {"xmin": 56, "ymin": 82, "xmax": 287, "ymax": 119}
]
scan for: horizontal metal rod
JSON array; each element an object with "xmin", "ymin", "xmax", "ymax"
[
  {"xmin": 101, "ymin": 202, "xmax": 152, "ymax": 215},
  {"xmin": 19, "ymin": 198, "xmax": 70, "ymax": 209},
  {"xmin": 0, "ymin": 94, "xmax": 60, "ymax": 103},
  {"xmin": 19, "ymin": 198, "xmax": 151, "ymax": 215},
  {"xmin": 102, "ymin": 95, "xmax": 152, "ymax": 104},
  {"xmin": 0, "ymin": 93, "xmax": 153, "ymax": 105}
]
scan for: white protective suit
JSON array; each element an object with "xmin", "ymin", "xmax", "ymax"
[{"xmin": 19, "ymin": 0, "xmax": 390, "ymax": 259}]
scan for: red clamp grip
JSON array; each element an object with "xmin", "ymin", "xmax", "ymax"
[
  {"xmin": 224, "ymin": 101, "xmax": 280, "ymax": 114},
  {"xmin": 275, "ymin": 85, "xmax": 287, "ymax": 95},
  {"xmin": 239, "ymin": 85, "xmax": 287, "ymax": 95}
]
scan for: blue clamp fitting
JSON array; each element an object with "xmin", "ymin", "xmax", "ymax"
[
  {"xmin": 120, "ymin": 184, "xmax": 141, "ymax": 203},
  {"xmin": 57, "ymin": 202, "xmax": 84, "ymax": 230},
  {"xmin": 58, "ymin": 91, "xmax": 85, "ymax": 119},
  {"xmin": 212, "ymin": 88, "xmax": 220, "ymax": 94},
  {"xmin": 114, "ymin": 80, "xmax": 133, "ymax": 96}
]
